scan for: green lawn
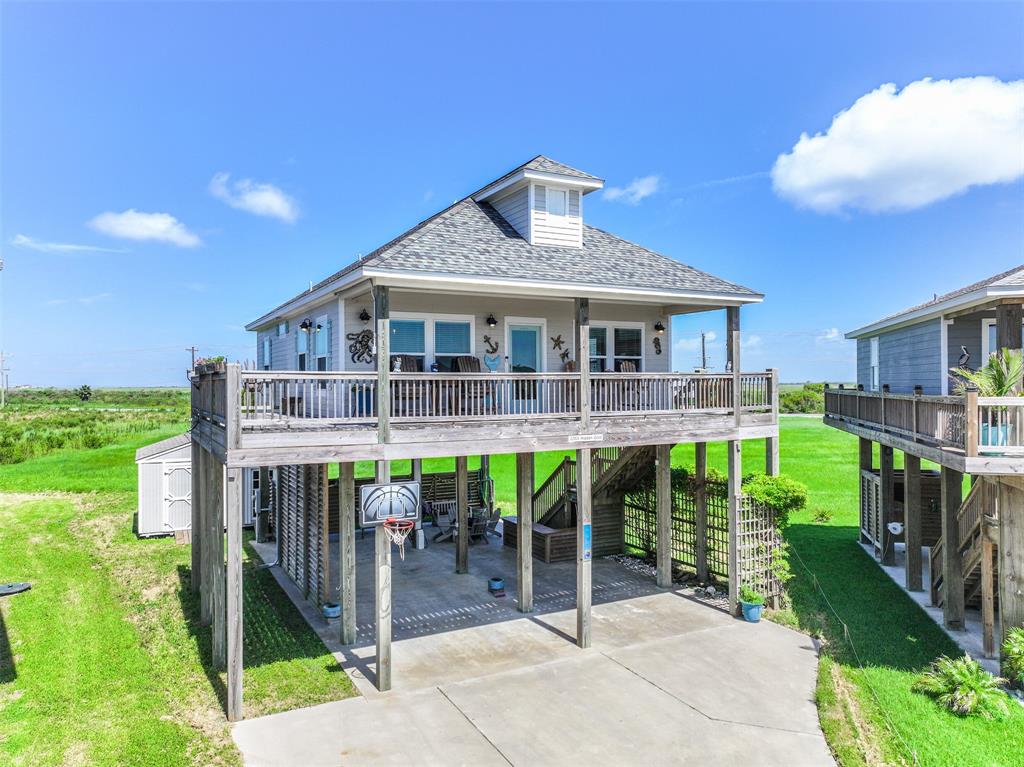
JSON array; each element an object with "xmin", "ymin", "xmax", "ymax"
[{"xmin": 0, "ymin": 405, "xmax": 355, "ymax": 766}]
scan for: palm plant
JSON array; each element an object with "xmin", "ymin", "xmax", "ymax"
[
  {"xmin": 950, "ymin": 348, "xmax": 1024, "ymax": 397},
  {"xmin": 1002, "ymin": 627, "xmax": 1024, "ymax": 689},
  {"xmin": 913, "ymin": 654, "xmax": 1009, "ymax": 718}
]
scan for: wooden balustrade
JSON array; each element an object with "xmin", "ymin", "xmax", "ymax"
[
  {"xmin": 237, "ymin": 371, "xmax": 378, "ymax": 424},
  {"xmin": 825, "ymin": 387, "xmax": 968, "ymax": 451},
  {"xmin": 976, "ymin": 397, "xmax": 1024, "ymax": 455}
]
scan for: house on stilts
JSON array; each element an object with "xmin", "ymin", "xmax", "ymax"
[
  {"xmin": 188, "ymin": 156, "xmax": 780, "ymax": 720},
  {"xmin": 824, "ymin": 265, "xmax": 1024, "ymax": 666}
]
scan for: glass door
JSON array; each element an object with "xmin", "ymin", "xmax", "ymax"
[{"xmin": 509, "ymin": 324, "xmax": 542, "ymax": 412}]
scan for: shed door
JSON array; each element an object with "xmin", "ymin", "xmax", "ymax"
[{"xmin": 163, "ymin": 463, "xmax": 192, "ymax": 531}]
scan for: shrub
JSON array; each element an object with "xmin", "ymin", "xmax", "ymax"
[
  {"xmin": 1002, "ymin": 627, "xmax": 1024, "ymax": 688},
  {"xmin": 780, "ymin": 387, "xmax": 824, "ymax": 414},
  {"xmin": 742, "ymin": 473, "xmax": 807, "ymax": 527},
  {"xmin": 76, "ymin": 384, "xmax": 92, "ymax": 402},
  {"xmin": 913, "ymin": 655, "xmax": 1009, "ymax": 718},
  {"xmin": 812, "ymin": 507, "xmax": 833, "ymax": 524},
  {"xmin": 739, "ymin": 584, "xmax": 765, "ymax": 605}
]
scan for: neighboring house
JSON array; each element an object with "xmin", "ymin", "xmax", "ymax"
[
  {"xmin": 824, "ymin": 266, "xmax": 1024, "ymax": 667},
  {"xmin": 847, "ymin": 265, "xmax": 1024, "ymax": 394},
  {"xmin": 191, "ymin": 156, "xmax": 781, "ymax": 720}
]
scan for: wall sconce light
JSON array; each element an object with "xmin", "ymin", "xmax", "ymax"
[
  {"xmin": 654, "ymin": 321, "xmax": 666, "ymax": 334},
  {"xmin": 486, "ymin": 313, "xmax": 498, "ymax": 328},
  {"xmin": 359, "ymin": 308, "xmax": 371, "ymax": 324},
  {"xmin": 299, "ymin": 319, "xmax": 322, "ymax": 333}
]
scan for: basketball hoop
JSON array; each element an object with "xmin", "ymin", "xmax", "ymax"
[{"xmin": 383, "ymin": 518, "xmax": 415, "ymax": 560}]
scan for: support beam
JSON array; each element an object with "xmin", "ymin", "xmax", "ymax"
[
  {"xmin": 374, "ymin": 284, "xmax": 391, "ymax": 444},
  {"xmin": 374, "ymin": 459, "xmax": 391, "ymax": 691},
  {"xmin": 412, "ymin": 458, "xmax": 425, "ymax": 550},
  {"xmin": 996, "ymin": 302, "xmax": 1023, "ymax": 355},
  {"xmin": 191, "ymin": 439, "xmax": 202, "ymax": 593},
  {"xmin": 694, "ymin": 442, "xmax": 709, "ymax": 583},
  {"xmin": 574, "ymin": 298, "xmax": 591, "ymax": 430},
  {"xmin": 576, "ymin": 447, "xmax": 593, "ymax": 648},
  {"xmin": 727, "ymin": 440, "xmax": 742, "ymax": 615},
  {"xmin": 212, "ymin": 462, "xmax": 227, "ymax": 670},
  {"xmin": 199, "ymin": 446, "xmax": 212, "ymax": 624},
  {"xmin": 339, "ymin": 462, "xmax": 357, "ymax": 645},
  {"xmin": 879, "ymin": 445, "xmax": 896, "ymax": 565},
  {"xmin": 981, "ymin": 530, "xmax": 995, "ymax": 658},
  {"xmin": 727, "ymin": 306, "xmax": 741, "ymax": 427},
  {"xmin": 904, "ymin": 453, "xmax": 923, "ymax": 591},
  {"xmin": 515, "ymin": 452, "xmax": 534, "ymax": 613},
  {"xmin": 941, "ymin": 465, "xmax": 965, "ymax": 630},
  {"xmin": 765, "ymin": 368, "xmax": 779, "ymax": 475},
  {"xmin": 455, "ymin": 455, "xmax": 469, "ymax": 574},
  {"xmin": 225, "ymin": 467, "xmax": 243, "ymax": 722},
  {"xmin": 656, "ymin": 443, "xmax": 673, "ymax": 588},
  {"xmin": 999, "ymin": 479, "xmax": 1024, "ymax": 646},
  {"xmin": 256, "ymin": 466, "xmax": 271, "ymax": 543}
]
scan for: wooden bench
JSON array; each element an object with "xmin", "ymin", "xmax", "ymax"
[{"xmin": 502, "ymin": 515, "xmax": 577, "ymax": 563}]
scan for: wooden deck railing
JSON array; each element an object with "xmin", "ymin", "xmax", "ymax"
[
  {"xmin": 825, "ymin": 385, "xmax": 1024, "ymax": 457},
  {"xmin": 234, "ymin": 369, "xmax": 777, "ymax": 428}
]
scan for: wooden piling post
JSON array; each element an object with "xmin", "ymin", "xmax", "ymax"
[
  {"xmin": 516, "ymin": 452, "xmax": 534, "ymax": 613},
  {"xmin": 374, "ymin": 459, "xmax": 391, "ymax": 691},
  {"xmin": 998, "ymin": 479, "xmax": 1024, "ymax": 647},
  {"xmin": 339, "ymin": 462, "xmax": 357, "ymax": 645},
  {"xmin": 191, "ymin": 439, "xmax": 202, "ymax": 593},
  {"xmin": 904, "ymin": 453, "xmax": 923, "ymax": 591},
  {"xmin": 981, "ymin": 527, "xmax": 995, "ymax": 658},
  {"xmin": 765, "ymin": 368, "xmax": 779, "ymax": 475},
  {"xmin": 256, "ymin": 466, "xmax": 271, "ymax": 543},
  {"xmin": 199, "ymin": 447, "xmax": 212, "ymax": 625},
  {"xmin": 694, "ymin": 442, "xmax": 708, "ymax": 583},
  {"xmin": 455, "ymin": 455, "xmax": 469, "ymax": 574},
  {"xmin": 212, "ymin": 462, "xmax": 227, "ymax": 670},
  {"xmin": 727, "ymin": 306, "xmax": 741, "ymax": 427},
  {"xmin": 879, "ymin": 445, "xmax": 896, "ymax": 565},
  {"xmin": 225, "ymin": 466, "xmax": 243, "ymax": 721},
  {"xmin": 656, "ymin": 443, "xmax": 673, "ymax": 588},
  {"xmin": 941, "ymin": 465, "xmax": 965, "ymax": 630},
  {"xmin": 575, "ymin": 298, "xmax": 591, "ymax": 430},
  {"xmin": 727, "ymin": 439, "xmax": 742, "ymax": 615},
  {"xmin": 576, "ymin": 447, "xmax": 593, "ymax": 648}
]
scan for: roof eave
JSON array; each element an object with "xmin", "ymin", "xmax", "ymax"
[
  {"xmin": 845, "ymin": 285, "xmax": 1024, "ymax": 339},
  {"xmin": 244, "ymin": 266, "xmax": 368, "ymax": 331},
  {"xmin": 474, "ymin": 170, "xmax": 604, "ymax": 202}
]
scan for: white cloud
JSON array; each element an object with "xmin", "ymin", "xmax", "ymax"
[
  {"xmin": 209, "ymin": 172, "xmax": 298, "ymax": 223},
  {"xmin": 89, "ymin": 209, "xmax": 201, "ymax": 247},
  {"xmin": 674, "ymin": 330, "xmax": 717, "ymax": 352},
  {"xmin": 47, "ymin": 292, "xmax": 112, "ymax": 306},
  {"xmin": 816, "ymin": 328, "xmax": 842, "ymax": 344},
  {"xmin": 772, "ymin": 77, "xmax": 1024, "ymax": 213},
  {"xmin": 11, "ymin": 234, "xmax": 128, "ymax": 254},
  {"xmin": 603, "ymin": 174, "xmax": 661, "ymax": 205},
  {"xmin": 742, "ymin": 334, "xmax": 762, "ymax": 349}
]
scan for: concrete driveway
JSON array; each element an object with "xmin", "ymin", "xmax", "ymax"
[{"xmin": 233, "ymin": 552, "xmax": 833, "ymax": 767}]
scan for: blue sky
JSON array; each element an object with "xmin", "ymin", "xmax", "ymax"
[{"xmin": 2, "ymin": 1, "xmax": 1022, "ymax": 386}]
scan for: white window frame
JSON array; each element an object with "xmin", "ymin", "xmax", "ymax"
[
  {"xmin": 869, "ymin": 336, "xmax": 879, "ymax": 392},
  {"xmin": 590, "ymin": 320, "xmax": 645, "ymax": 372},
  {"xmin": 277, "ymin": 320, "xmax": 288, "ymax": 337},
  {"xmin": 314, "ymin": 313, "xmax": 329, "ymax": 371},
  {"xmin": 504, "ymin": 316, "xmax": 548, "ymax": 373},
  {"xmin": 391, "ymin": 311, "xmax": 475, "ymax": 370},
  {"xmin": 262, "ymin": 337, "xmax": 272, "ymax": 370}
]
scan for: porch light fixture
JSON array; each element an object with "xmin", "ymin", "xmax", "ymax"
[
  {"xmin": 299, "ymin": 319, "xmax": 322, "ymax": 333},
  {"xmin": 359, "ymin": 308, "xmax": 371, "ymax": 324},
  {"xmin": 654, "ymin": 321, "xmax": 666, "ymax": 334},
  {"xmin": 486, "ymin": 313, "xmax": 498, "ymax": 328}
]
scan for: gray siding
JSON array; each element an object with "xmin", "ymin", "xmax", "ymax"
[
  {"xmin": 947, "ymin": 309, "xmax": 995, "ymax": 373},
  {"xmin": 856, "ymin": 338, "xmax": 871, "ymax": 389},
  {"xmin": 862, "ymin": 318, "xmax": 943, "ymax": 394},
  {"xmin": 491, "ymin": 186, "xmax": 529, "ymax": 240},
  {"xmin": 255, "ymin": 298, "xmax": 340, "ymax": 371}
]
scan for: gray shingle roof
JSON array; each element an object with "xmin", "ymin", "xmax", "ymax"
[
  {"xmin": 869, "ymin": 264, "xmax": 1024, "ymax": 327},
  {"xmin": 249, "ymin": 157, "xmax": 759, "ymax": 326},
  {"xmin": 135, "ymin": 433, "xmax": 190, "ymax": 462},
  {"xmin": 363, "ymin": 199, "xmax": 757, "ymax": 296}
]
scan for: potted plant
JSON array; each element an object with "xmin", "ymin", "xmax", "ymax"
[
  {"xmin": 739, "ymin": 584, "xmax": 765, "ymax": 623},
  {"xmin": 950, "ymin": 348, "xmax": 1024, "ymax": 451}
]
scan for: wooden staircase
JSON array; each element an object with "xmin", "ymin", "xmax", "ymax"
[{"xmin": 930, "ymin": 478, "xmax": 999, "ymax": 611}]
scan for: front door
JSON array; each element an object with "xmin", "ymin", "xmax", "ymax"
[{"xmin": 509, "ymin": 324, "xmax": 542, "ymax": 412}]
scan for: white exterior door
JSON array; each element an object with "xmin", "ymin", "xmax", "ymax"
[{"xmin": 163, "ymin": 463, "xmax": 192, "ymax": 531}]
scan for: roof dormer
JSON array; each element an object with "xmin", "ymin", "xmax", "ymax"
[{"xmin": 474, "ymin": 156, "xmax": 603, "ymax": 248}]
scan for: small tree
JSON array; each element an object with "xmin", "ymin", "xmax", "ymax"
[{"xmin": 75, "ymin": 384, "xmax": 92, "ymax": 402}]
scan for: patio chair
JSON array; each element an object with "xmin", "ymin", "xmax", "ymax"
[
  {"xmin": 453, "ymin": 356, "xmax": 488, "ymax": 416},
  {"xmin": 468, "ymin": 507, "xmax": 489, "ymax": 543},
  {"xmin": 484, "ymin": 506, "xmax": 502, "ymax": 540},
  {"xmin": 617, "ymin": 359, "xmax": 643, "ymax": 411},
  {"xmin": 390, "ymin": 354, "xmax": 425, "ymax": 418},
  {"xmin": 431, "ymin": 500, "xmax": 457, "ymax": 543}
]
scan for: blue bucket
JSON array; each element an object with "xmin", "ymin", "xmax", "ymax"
[
  {"xmin": 322, "ymin": 602, "xmax": 341, "ymax": 619},
  {"xmin": 488, "ymin": 577, "xmax": 505, "ymax": 592},
  {"xmin": 740, "ymin": 601, "xmax": 763, "ymax": 623}
]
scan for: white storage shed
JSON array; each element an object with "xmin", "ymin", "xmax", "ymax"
[
  {"xmin": 135, "ymin": 434, "xmax": 193, "ymax": 537},
  {"xmin": 135, "ymin": 434, "xmax": 258, "ymax": 537}
]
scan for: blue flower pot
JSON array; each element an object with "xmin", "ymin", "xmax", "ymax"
[
  {"xmin": 740, "ymin": 601, "xmax": 763, "ymax": 623},
  {"xmin": 981, "ymin": 423, "xmax": 1011, "ymax": 453}
]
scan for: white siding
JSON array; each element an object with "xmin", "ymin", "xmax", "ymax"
[
  {"xmin": 491, "ymin": 186, "xmax": 530, "ymax": 239},
  {"xmin": 531, "ymin": 183, "xmax": 582, "ymax": 248},
  {"xmin": 343, "ymin": 289, "xmax": 375, "ymax": 371},
  {"xmin": 254, "ymin": 298, "xmax": 341, "ymax": 370}
]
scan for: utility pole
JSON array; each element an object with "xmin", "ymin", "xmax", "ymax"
[
  {"xmin": 0, "ymin": 352, "xmax": 9, "ymax": 409},
  {"xmin": 186, "ymin": 346, "xmax": 198, "ymax": 377}
]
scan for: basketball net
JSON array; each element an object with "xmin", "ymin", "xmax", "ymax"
[{"xmin": 383, "ymin": 518, "xmax": 415, "ymax": 561}]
